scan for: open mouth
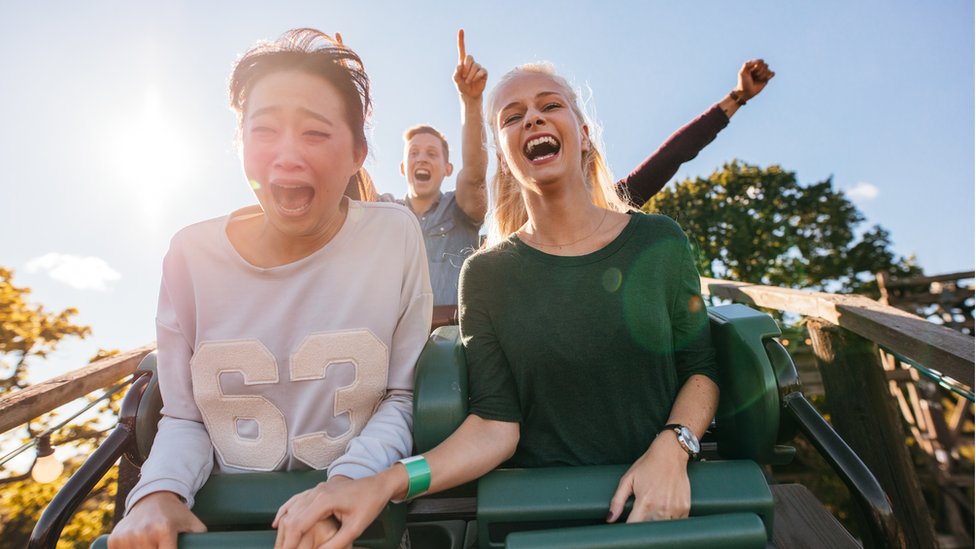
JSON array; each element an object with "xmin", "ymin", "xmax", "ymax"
[
  {"xmin": 524, "ymin": 135, "xmax": 561, "ymax": 163},
  {"xmin": 414, "ymin": 168, "xmax": 432, "ymax": 182},
  {"xmin": 270, "ymin": 182, "xmax": 315, "ymax": 215}
]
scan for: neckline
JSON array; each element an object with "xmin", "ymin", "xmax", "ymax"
[
  {"xmin": 508, "ymin": 212, "xmax": 641, "ymax": 266},
  {"xmin": 221, "ymin": 198, "xmax": 359, "ymax": 273}
]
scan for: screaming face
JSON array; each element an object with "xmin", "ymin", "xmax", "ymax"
[
  {"xmin": 241, "ymin": 70, "xmax": 365, "ymax": 238},
  {"xmin": 401, "ymin": 132, "xmax": 452, "ymax": 199},
  {"xmin": 492, "ymin": 72, "xmax": 588, "ymax": 187}
]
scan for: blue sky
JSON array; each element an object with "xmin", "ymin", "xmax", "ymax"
[{"xmin": 1, "ymin": 0, "xmax": 973, "ymax": 382}]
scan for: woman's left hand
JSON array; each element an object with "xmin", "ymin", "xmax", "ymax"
[{"xmin": 607, "ymin": 431, "xmax": 692, "ymax": 523}]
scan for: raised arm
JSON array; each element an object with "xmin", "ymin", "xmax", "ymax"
[
  {"xmin": 618, "ymin": 59, "xmax": 775, "ymax": 207},
  {"xmin": 452, "ymin": 29, "xmax": 489, "ymax": 224}
]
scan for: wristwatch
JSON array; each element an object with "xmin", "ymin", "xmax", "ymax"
[{"xmin": 663, "ymin": 423, "xmax": 701, "ymax": 461}]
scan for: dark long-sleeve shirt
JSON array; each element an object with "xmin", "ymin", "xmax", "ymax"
[{"xmin": 617, "ymin": 104, "xmax": 729, "ymax": 207}]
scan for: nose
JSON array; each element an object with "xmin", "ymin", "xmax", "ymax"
[
  {"xmin": 273, "ymin": 133, "xmax": 305, "ymax": 171},
  {"xmin": 524, "ymin": 111, "xmax": 545, "ymax": 129}
]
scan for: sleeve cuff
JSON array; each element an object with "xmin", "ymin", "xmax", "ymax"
[
  {"xmin": 124, "ymin": 478, "xmax": 195, "ymax": 515},
  {"xmin": 328, "ymin": 462, "xmax": 378, "ymax": 481}
]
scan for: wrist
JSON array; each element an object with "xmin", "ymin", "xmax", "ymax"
[
  {"xmin": 661, "ymin": 423, "xmax": 701, "ymax": 461},
  {"xmin": 460, "ymin": 94, "xmax": 484, "ymax": 107},
  {"xmin": 140, "ymin": 490, "xmax": 187, "ymax": 507},
  {"xmin": 728, "ymin": 89, "xmax": 748, "ymax": 106},
  {"xmin": 382, "ymin": 463, "xmax": 411, "ymax": 502},
  {"xmin": 655, "ymin": 430, "xmax": 691, "ymax": 463}
]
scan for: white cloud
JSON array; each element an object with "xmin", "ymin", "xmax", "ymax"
[
  {"xmin": 25, "ymin": 253, "xmax": 121, "ymax": 291},
  {"xmin": 847, "ymin": 181, "xmax": 880, "ymax": 202}
]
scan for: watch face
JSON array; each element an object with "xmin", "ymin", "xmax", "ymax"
[{"xmin": 677, "ymin": 426, "xmax": 700, "ymax": 454}]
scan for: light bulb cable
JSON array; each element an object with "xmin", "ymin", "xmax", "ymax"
[{"xmin": 0, "ymin": 378, "xmax": 133, "ymax": 470}]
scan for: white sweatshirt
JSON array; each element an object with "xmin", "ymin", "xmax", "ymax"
[{"xmin": 126, "ymin": 200, "xmax": 433, "ymax": 510}]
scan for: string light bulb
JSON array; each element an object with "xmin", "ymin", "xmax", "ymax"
[{"xmin": 31, "ymin": 435, "xmax": 63, "ymax": 484}]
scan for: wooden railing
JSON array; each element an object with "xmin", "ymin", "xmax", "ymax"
[
  {"xmin": 700, "ymin": 277, "xmax": 974, "ymax": 386},
  {"xmin": 0, "ymin": 345, "xmax": 155, "ymax": 435}
]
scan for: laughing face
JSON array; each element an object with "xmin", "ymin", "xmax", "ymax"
[
  {"xmin": 401, "ymin": 132, "xmax": 453, "ymax": 200},
  {"xmin": 491, "ymin": 72, "xmax": 589, "ymax": 190},
  {"xmin": 242, "ymin": 70, "xmax": 366, "ymax": 240}
]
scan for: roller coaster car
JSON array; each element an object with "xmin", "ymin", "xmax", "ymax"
[{"xmin": 30, "ymin": 304, "xmax": 896, "ymax": 548}]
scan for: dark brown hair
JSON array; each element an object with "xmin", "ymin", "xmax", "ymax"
[{"xmin": 229, "ymin": 28, "xmax": 371, "ymax": 156}]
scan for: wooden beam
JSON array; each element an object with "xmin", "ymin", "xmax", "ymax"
[
  {"xmin": 701, "ymin": 278, "xmax": 974, "ymax": 387},
  {"xmin": 0, "ymin": 344, "xmax": 155, "ymax": 434},
  {"xmin": 881, "ymin": 271, "xmax": 975, "ymax": 288}
]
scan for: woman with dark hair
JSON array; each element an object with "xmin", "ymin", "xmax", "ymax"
[{"xmin": 108, "ymin": 29, "xmax": 431, "ymax": 548}]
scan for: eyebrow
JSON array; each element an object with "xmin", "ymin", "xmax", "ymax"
[
  {"xmin": 248, "ymin": 106, "xmax": 334, "ymax": 126},
  {"xmin": 499, "ymin": 91, "xmax": 563, "ymax": 115}
]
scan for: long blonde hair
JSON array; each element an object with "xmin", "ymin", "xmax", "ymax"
[{"xmin": 485, "ymin": 63, "xmax": 632, "ymax": 246}]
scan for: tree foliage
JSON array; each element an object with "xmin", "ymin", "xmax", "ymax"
[
  {"xmin": 1, "ymin": 267, "xmax": 91, "ymax": 393},
  {"xmin": 0, "ymin": 267, "xmax": 120, "ymax": 547},
  {"xmin": 644, "ymin": 161, "xmax": 921, "ymax": 296}
]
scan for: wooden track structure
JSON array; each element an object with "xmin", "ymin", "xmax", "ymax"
[{"xmin": 1, "ymin": 276, "xmax": 973, "ymax": 548}]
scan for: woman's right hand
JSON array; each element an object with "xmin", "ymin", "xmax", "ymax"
[
  {"xmin": 108, "ymin": 491, "xmax": 206, "ymax": 549},
  {"xmin": 273, "ymin": 469, "xmax": 406, "ymax": 549}
]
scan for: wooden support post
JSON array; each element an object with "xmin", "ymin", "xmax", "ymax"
[{"xmin": 807, "ymin": 320, "xmax": 938, "ymax": 549}]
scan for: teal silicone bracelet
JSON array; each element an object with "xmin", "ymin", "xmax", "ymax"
[{"xmin": 398, "ymin": 455, "xmax": 431, "ymax": 500}]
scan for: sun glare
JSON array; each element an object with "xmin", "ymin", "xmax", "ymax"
[{"xmin": 108, "ymin": 87, "xmax": 196, "ymax": 225}]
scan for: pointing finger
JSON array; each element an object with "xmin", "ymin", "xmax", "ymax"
[{"xmin": 457, "ymin": 29, "xmax": 466, "ymax": 64}]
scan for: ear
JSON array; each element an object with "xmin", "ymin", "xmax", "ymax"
[
  {"xmin": 580, "ymin": 124, "xmax": 591, "ymax": 152},
  {"xmin": 445, "ymin": 162, "xmax": 454, "ymax": 177},
  {"xmin": 353, "ymin": 142, "xmax": 368, "ymax": 169},
  {"xmin": 497, "ymin": 152, "xmax": 510, "ymax": 175},
  {"xmin": 399, "ymin": 161, "xmax": 407, "ymax": 176}
]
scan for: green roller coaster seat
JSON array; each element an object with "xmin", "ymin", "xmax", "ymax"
[
  {"xmin": 504, "ymin": 513, "xmax": 767, "ymax": 549},
  {"xmin": 476, "ymin": 462, "xmax": 773, "ymax": 549}
]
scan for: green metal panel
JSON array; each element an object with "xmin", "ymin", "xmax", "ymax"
[
  {"xmin": 413, "ymin": 326, "xmax": 468, "ymax": 453},
  {"xmin": 708, "ymin": 304, "xmax": 783, "ymax": 463},
  {"xmin": 504, "ymin": 512, "xmax": 767, "ymax": 549},
  {"xmin": 476, "ymin": 460, "xmax": 773, "ymax": 548}
]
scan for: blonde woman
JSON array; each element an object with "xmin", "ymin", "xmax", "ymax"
[{"xmin": 273, "ymin": 63, "xmax": 719, "ymax": 549}]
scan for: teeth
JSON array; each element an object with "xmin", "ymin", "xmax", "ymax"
[{"xmin": 524, "ymin": 136, "xmax": 559, "ymax": 157}]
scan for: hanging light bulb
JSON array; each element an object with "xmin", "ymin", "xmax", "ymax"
[{"xmin": 31, "ymin": 435, "xmax": 64, "ymax": 484}]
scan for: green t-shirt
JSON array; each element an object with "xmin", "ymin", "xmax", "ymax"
[{"xmin": 459, "ymin": 213, "xmax": 717, "ymax": 468}]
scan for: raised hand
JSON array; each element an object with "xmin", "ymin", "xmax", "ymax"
[
  {"xmin": 737, "ymin": 58, "xmax": 775, "ymax": 101},
  {"xmin": 453, "ymin": 29, "xmax": 488, "ymax": 100}
]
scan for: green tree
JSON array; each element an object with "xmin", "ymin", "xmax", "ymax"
[
  {"xmin": 0, "ymin": 267, "xmax": 121, "ymax": 548},
  {"xmin": 645, "ymin": 161, "xmax": 920, "ymax": 295}
]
